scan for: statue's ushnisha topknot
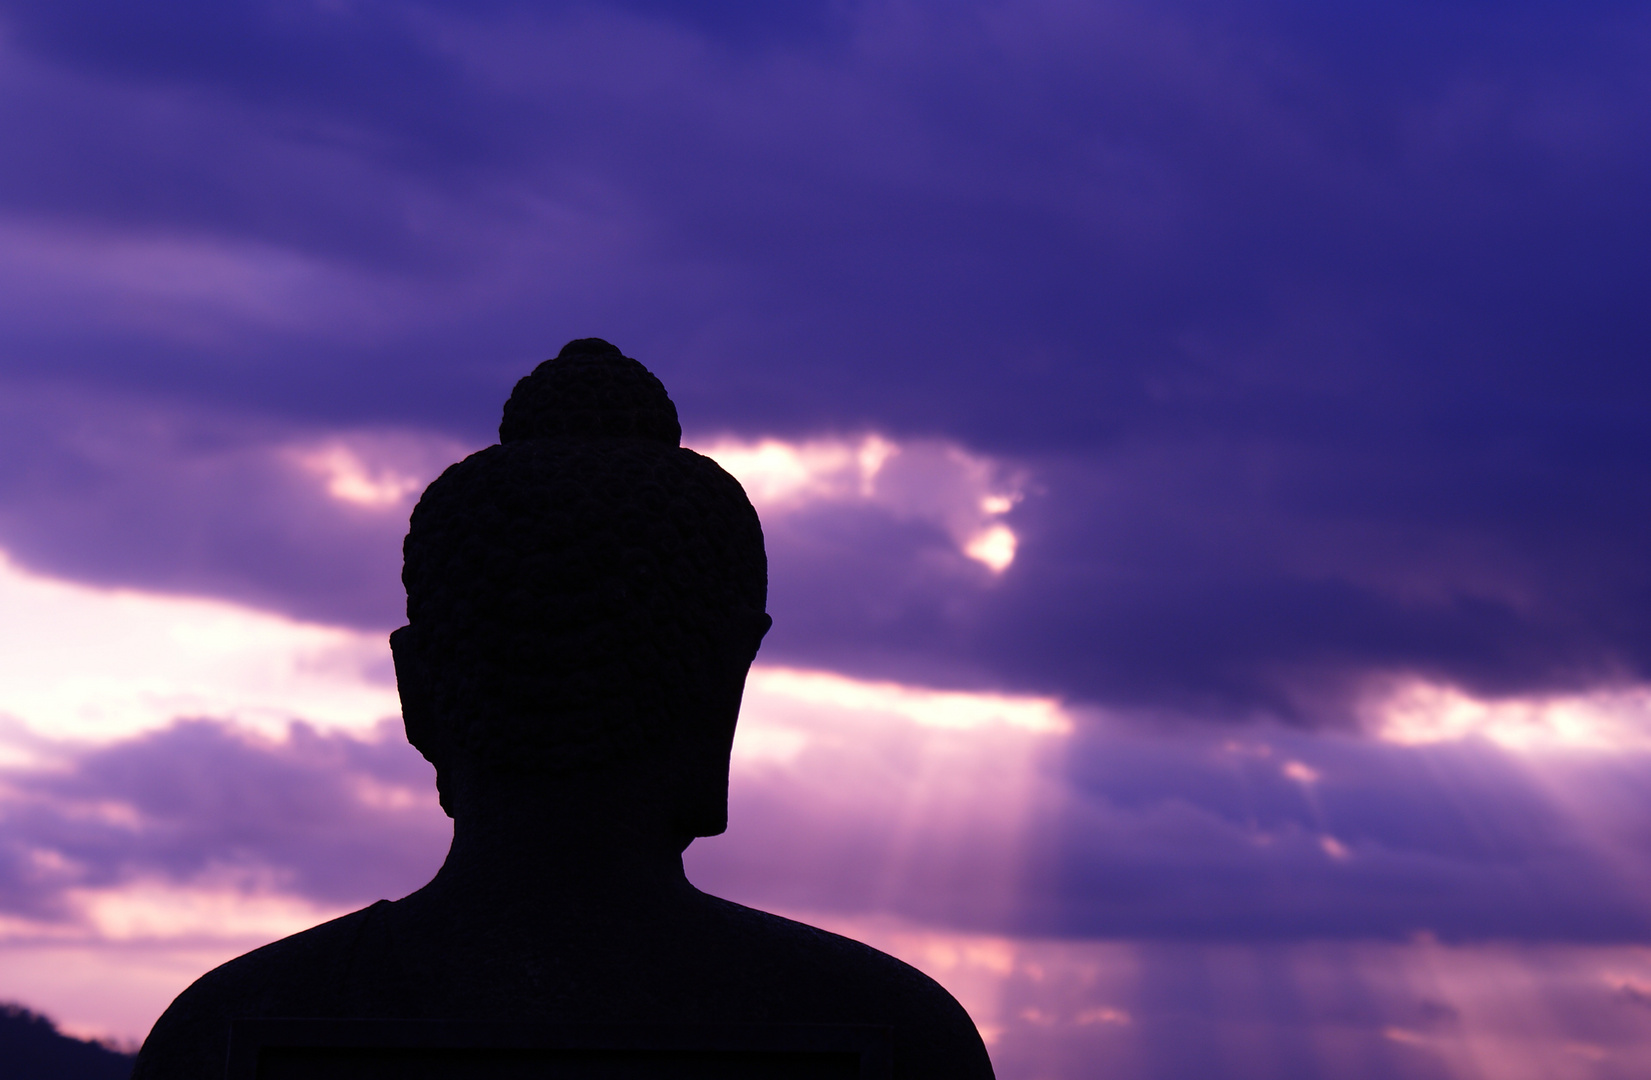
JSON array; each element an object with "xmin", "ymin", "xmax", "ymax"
[{"xmin": 499, "ymin": 338, "xmax": 682, "ymax": 446}]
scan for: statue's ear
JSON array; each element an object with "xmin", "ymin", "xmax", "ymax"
[
  {"xmin": 390, "ymin": 625, "xmax": 458, "ymax": 817},
  {"xmin": 674, "ymin": 611, "xmax": 771, "ymax": 843},
  {"xmin": 389, "ymin": 625, "xmax": 428, "ymax": 744}
]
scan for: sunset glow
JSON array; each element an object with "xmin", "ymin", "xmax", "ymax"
[
  {"xmin": 0, "ymin": 3, "xmax": 1646, "ymax": 1075},
  {"xmin": 697, "ymin": 434, "xmax": 1024, "ymax": 572},
  {"xmin": 0, "ymin": 550, "xmax": 399, "ymax": 746},
  {"xmin": 1372, "ymin": 680, "xmax": 1651, "ymax": 754}
]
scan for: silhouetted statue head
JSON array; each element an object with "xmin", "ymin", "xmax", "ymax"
[{"xmin": 389, "ymin": 339, "xmax": 770, "ymax": 841}]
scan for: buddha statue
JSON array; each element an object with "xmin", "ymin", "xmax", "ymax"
[{"xmin": 133, "ymin": 340, "xmax": 994, "ymax": 1078}]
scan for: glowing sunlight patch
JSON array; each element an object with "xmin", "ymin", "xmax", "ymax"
[
  {"xmin": 293, "ymin": 444, "xmax": 426, "ymax": 508},
  {"xmin": 745, "ymin": 667, "xmax": 1071, "ymax": 735},
  {"xmin": 284, "ymin": 430, "xmax": 472, "ymax": 512},
  {"xmin": 0, "ymin": 549, "xmax": 400, "ymax": 748},
  {"xmin": 69, "ymin": 881, "xmax": 351, "ymax": 944},
  {"xmin": 694, "ymin": 433, "xmax": 1024, "ymax": 573},
  {"xmin": 691, "ymin": 435, "xmax": 896, "ymax": 506},
  {"xmin": 964, "ymin": 523, "xmax": 1017, "ymax": 573},
  {"xmin": 1371, "ymin": 680, "xmax": 1651, "ymax": 753}
]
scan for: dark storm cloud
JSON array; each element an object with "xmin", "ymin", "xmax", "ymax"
[
  {"xmin": 950, "ymin": 444, "xmax": 1649, "ymax": 721},
  {"xmin": 0, "ymin": 0, "xmax": 1646, "ymax": 720}
]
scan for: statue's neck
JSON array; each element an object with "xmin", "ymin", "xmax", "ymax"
[{"xmin": 413, "ymin": 772, "xmax": 698, "ymax": 915}]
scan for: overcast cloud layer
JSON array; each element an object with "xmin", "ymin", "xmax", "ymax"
[
  {"xmin": 7, "ymin": 701, "xmax": 1651, "ymax": 946},
  {"xmin": 0, "ymin": 0, "xmax": 1647, "ymax": 725}
]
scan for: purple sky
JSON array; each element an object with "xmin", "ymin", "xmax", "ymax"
[
  {"xmin": 1, "ymin": 2, "xmax": 1650, "ymax": 1075},
  {"xmin": 2, "ymin": 0, "xmax": 1648, "ymax": 719}
]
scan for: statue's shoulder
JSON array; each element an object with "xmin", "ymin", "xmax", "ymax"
[
  {"xmin": 692, "ymin": 896, "xmax": 996, "ymax": 1079},
  {"xmin": 131, "ymin": 901, "xmax": 391, "ymax": 1080},
  {"xmin": 132, "ymin": 894, "xmax": 994, "ymax": 1079}
]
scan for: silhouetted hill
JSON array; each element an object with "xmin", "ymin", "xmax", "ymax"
[{"xmin": 0, "ymin": 1003, "xmax": 134, "ymax": 1080}]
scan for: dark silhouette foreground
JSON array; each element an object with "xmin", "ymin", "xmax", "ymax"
[
  {"xmin": 1, "ymin": 1002, "xmax": 134, "ymax": 1080},
  {"xmin": 133, "ymin": 340, "xmax": 994, "ymax": 1078}
]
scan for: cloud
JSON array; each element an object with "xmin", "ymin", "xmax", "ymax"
[
  {"xmin": 1371, "ymin": 680, "xmax": 1651, "ymax": 754},
  {"xmin": 0, "ymin": 400, "xmax": 1039, "ymax": 692},
  {"xmin": 2, "ymin": 0, "xmax": 1644, "ymax": 431},
  {"xmin": 0, "ymin": 0, "xmax": 1647, "ymax": 725},
  {"xmin": 0, "ymin": 719, "xmax": 447, "ymax": 928},
  {"xmin": 0, "ymin": 548, "xmax": 402, "ymax": 745},
  {"xmin": 0, "ymin": 648, "xmax": 1649, "ymax": 1062},
  {"xmin": 7, "ymin": 648, "xmax": 1649, "ymax": 947},
  {"xmin": 0, "ymin": 388, "xmax": 468, "ymax": 629},
  {"xmin": 695, "ymin": 431, "xmax": 1034, "ymax": 684},
  {"xmin": 702, "ymin": 675, "xmax": 1651, "ymax": 944},
  {"xmin": 699, "ymin": 431, "xmax": 1023, "ymax": 573},
  {"xmin": 813, "ymin": 920, "xmax": 1651, "ymax": 1080},
  {"xmin": 2, "ymin": 457, "xmax": 1650, "ymax": 947}
]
